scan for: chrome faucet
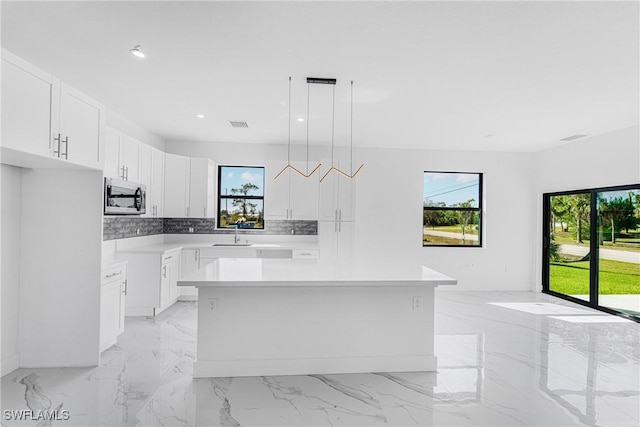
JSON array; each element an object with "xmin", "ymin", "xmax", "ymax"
[{"xmin": 232, "ymin": 224, "xmax": 240, "ymax": 243}]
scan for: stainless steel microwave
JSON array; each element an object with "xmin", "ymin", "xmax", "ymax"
[{"xmin": 104, "ymin": 178, "xmax": 146, "ymax": 215}]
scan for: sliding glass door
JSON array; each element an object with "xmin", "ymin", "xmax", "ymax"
[
  {"xmin": 546, "ymin": 193, "xmax": 592, "ymax": 302},
  {"xmin": 596, "ymin": 189, "xmax": 640, "ymax": 317},
  {"xmin": 543, "ymin": 184, "xmax": 640, "ymax": 320}
]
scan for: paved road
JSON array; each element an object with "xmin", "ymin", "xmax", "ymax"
[
  {"xmin": 424, "ymin": 230, "xmax": 639, "ymax": 264},
  {"xmin": 559, "ymin": 244, "xmax": 639, "ymax": 264}
]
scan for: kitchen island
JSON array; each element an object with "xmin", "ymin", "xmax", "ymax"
[{"xmin": 178, "ymin": 257, "xmax": 456, "ymax": 378}]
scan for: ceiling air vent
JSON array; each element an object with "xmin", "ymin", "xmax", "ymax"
[
  {"xmin": 229, "ymin": 121, "xmax": 249, "ymax": 128},
  {"xmin": 559, "ymin": 134, "xmax": 588, "ymax": 142}
]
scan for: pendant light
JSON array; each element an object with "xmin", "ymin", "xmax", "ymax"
[
  {"xmin": 274, "ymin": 77, "xmax": 321, "ymax": 180},
  {"xmin": 319, "ymin": 80, "xmax": 364, "ymax": 182}
]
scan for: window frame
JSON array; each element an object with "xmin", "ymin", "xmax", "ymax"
[
  {"xmin": 542, "ymin": 182, "xmax": 640, "ymax": 322},
  {"xmin": 423, "ymin": 171, "xmax": 483, "ymax": 248},
  {"xmin": 217, "ymin": 165, "xmax": 265, "ymax": 230}
]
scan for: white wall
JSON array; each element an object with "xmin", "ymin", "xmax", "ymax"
[
  {"xmin": 1, "ymin": 165, "xmax": 22, "ymax": 375},
  {"xmin": 105, "ymin": 110, "xmax": 166, "ymax": 151},
  {"xmin": 20, "ymin": 169, "xmax": 103, "ymax": 367},
  {"xmin": 166, "ymin": 140, "xmax": 536, "ymax": 291},
  {"xmin": 531, "ymin": 125, "xmax": 640, "ymax": 289}
]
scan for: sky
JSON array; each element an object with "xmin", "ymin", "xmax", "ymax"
[
  {"xmin": 219, "ymin": 166, "xmax": 264, "ymax": 196},
  {"xmin": 423, "ymin": 172, "xmax": 480, "ymax": 207}
]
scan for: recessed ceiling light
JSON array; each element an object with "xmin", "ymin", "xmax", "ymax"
[
  {"xmin": 129, "ymin": 45, "xmax": 145, "ymax": 58},
  {"xmin": 297, "ymin": 118, "xmax": 304, "ymax": 122},
  {"xmin": 196, "ymin": 114, "xmax": 205, "ymax": 119}
]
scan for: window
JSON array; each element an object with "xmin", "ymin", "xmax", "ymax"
[
  {"xmin": 217, "ymin": 166, "xmax": 265, "ymax": 229},
  {"xmin": 423, "ymin": 171, "xmax": 483, "ymax": 247}
]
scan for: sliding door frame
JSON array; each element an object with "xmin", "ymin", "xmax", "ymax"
[{"xmin": 542, "ymin": 183, "xmax": 640, "ymax": 322}]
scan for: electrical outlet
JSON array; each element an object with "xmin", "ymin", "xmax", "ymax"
[
  {"xmin": 208, "ymin": 297, "xmax": 218, "ymax": 314},
  {"xmin": 412, "ymin": 296, "xmax": 422, "ymax": 311},
  {"xmin": 136, "ymin": 228, "xmax": 140, "ymax": 235},
  {"xmin": 189, "ymin": 227, "xmax": 194, "ymax": 233}
]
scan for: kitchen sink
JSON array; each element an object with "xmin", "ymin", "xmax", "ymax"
[{"xmin": 212, "ymin": 243, "xmax": 253, "ymax": 246}]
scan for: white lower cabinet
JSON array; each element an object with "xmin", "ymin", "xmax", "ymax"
[
  {"xmin": 121, "ymin": 248, "xmax": 182, "ymax": 316},
  {"xmin": 100, "ymin": 261, "xmax": 127, "ymax": 352},
  {"xmin": 180, "ymin": 249, "xmax": 210, "ymax": 299},
  {"xmin": 319, "ymin": 220, "xmax": 355, "ymax": 258}
]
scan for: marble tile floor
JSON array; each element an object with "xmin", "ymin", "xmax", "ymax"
[{"xmin": 2, "ymin": 291, "xmax": 639, "ymax": 427}]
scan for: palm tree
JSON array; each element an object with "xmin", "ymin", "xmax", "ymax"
[{"xmin": 567, "ymin": 194, "xmax": 590, "ymax": 244}]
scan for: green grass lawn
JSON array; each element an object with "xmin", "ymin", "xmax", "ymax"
[{"xmin": 549, "ymin": 259, "xmax": 640, "ymax": 295}]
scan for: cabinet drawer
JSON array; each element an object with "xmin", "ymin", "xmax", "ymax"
[
  {"xmin": 255, "ymin": 248, "xmax": 293, "ymax": 259},
  {"xmin": 102, "ymin": 266, "xmax": 125, "ymax": 284},
  {"xmin": 292, "ymin": 249, "xmax": 320, "ymax": 259},
  {"xmin": 162, "ymin": 252, "xmax": 178, "ymax": 264}
]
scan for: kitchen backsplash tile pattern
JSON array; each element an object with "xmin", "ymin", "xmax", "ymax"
[
  {"xmin": 103, "ymin": 217, "xmax": 164, "ymax": 240},
  {"xmin": 163, "ymin": 218, "xmax": 217, "ymax": 234},
  {"xmin": 264, "ymin": 220, "xmax": 318, "ymax": 235},
  {"xmin": 103, "ymin": 218, "xmax": 317, "ymax": 240}
]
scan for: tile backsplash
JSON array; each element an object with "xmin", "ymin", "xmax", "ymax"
[
  {"xmin": 103, "ymin": 217, "xmax": 317, "ymax": 240},
  {"xmin": 103, "ymin": 217, "xmax": 163, "ymax": 240}
]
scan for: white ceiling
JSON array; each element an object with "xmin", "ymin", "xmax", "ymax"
[{"xmin": 2, "ymin": 1, "xmax": 638, "ymax": 152}]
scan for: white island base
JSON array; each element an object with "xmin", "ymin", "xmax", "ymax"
[{"xmin": 179, "ymin": 258, "xmax": 456, "ymax": 378}]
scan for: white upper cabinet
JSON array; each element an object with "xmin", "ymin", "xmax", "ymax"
[
  {"xmin": 119, "ymin": 136, "xmax": 140, "ymax": 181},
  {"xmin": 104, "ymin": 127, "xmax": 139, "ymax": 181},
  {"xmin": 1, "ymin": 51, "xmax": 56, "ymax": 158},
  {"xmin": 318, "ymin": 159, "xmax": 355, "ymax": 222},
  {"xmin": 150, "ymin": 148, "xmax": 165, "ymax": 218},
  {"xmin": 164, "ymin": 154, "xmax": 215, "ymax": 219},
  {"xmin": 58, "ymin": 83, "xmax": 103, "ymax": 169},
  {"xmin": 189, "ymin": 157, "xmax": 215, "ymax": 219},
  {"xmin": 138, "ymin": 143, "xmax": 152, "ymax": 217},
  {"xmin": 264, "ymin": 161, "xmax": 290, "ymax": 220},
  {"xmin": 164, "ymin": 154, "xmax": 190, "ymax": 218},
  {"xmin": 104, "ymin": 129, "xmax": 121, "ymax": 178},
  {"xmin": 1, "ymin": 50, "xmax": 104, "ymax": 170},
  {"xmin": 265, "ymin": 161, "xmax": 319, "ymax": 220}
]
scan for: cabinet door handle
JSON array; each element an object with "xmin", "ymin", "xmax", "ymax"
[
  {"xmin": 195, "ymin": 251, "xmax": 199, "ymax": 262},
  {"xmin": 338, "ymin": 210, "xmax": 342, "ymax": 222},
  {"xmin": 123, "ymin": 279, "xmax": 128, "ymax": 295},
  {"xmin": 186, "ymin": 206, "xmax": 189, "ymax": 217},
  {"xmin": 165, "ymin": 255, "xmax": 173, "ymax": 260},
  {"xmin": 162, "ymin": 265, "xmax": 167, "ymax": 278},
  {"xmin": 61, "ymin": 136, "xmax": 69, "ymax": 159},
  {"xmin": 204, "ymin": 207, "xmax": 206, "ymax": 217},
  {"xmin": 105, "ymin": 271, "xmax": 120, "ymax": 279},
  {"xmin": 53, "ymin": 133, "xmax": 61, "ymax": 157}
]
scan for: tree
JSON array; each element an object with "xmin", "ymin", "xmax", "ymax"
[
  {"xmin": 423, "ymin": 201, "xmax": 447, "ymax": 228},
  {"xmin": 567, "ymin": 194, "xmax": 590, "ymax": 244},
  {"xmin": 231, "ymin": 183, "xmax": 259, "ymax": 218},
  {"xmin": 550, "ymin": 195, "xmax": 570, "ymax": 238},
  {"xmin": 453, "ymin": 199, "xmax": 476, "ymax": 242}
]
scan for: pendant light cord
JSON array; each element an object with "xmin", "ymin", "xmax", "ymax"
[
  {"xmin": 350, "ymin": 80, "xmax": 354, "ymax": 175},
  {"xmin": 331, "ymin": 83, "xmax": 336, "ymax": 168},
  {"xmin": 306, "ymin": 81, "xmax": 310, "ymax": 175},
  {"xmin": 287, "ymin": 76, "xmax": 292, "ymax": 165}
]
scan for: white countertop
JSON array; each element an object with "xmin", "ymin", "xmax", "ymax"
[
  {"xmin": 178, "ymin": 257, "xmax": 457, "ymax": 287},
  {"xmin": 117, "ymin": 241, "xmax": 318, "ymax": 255}
]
